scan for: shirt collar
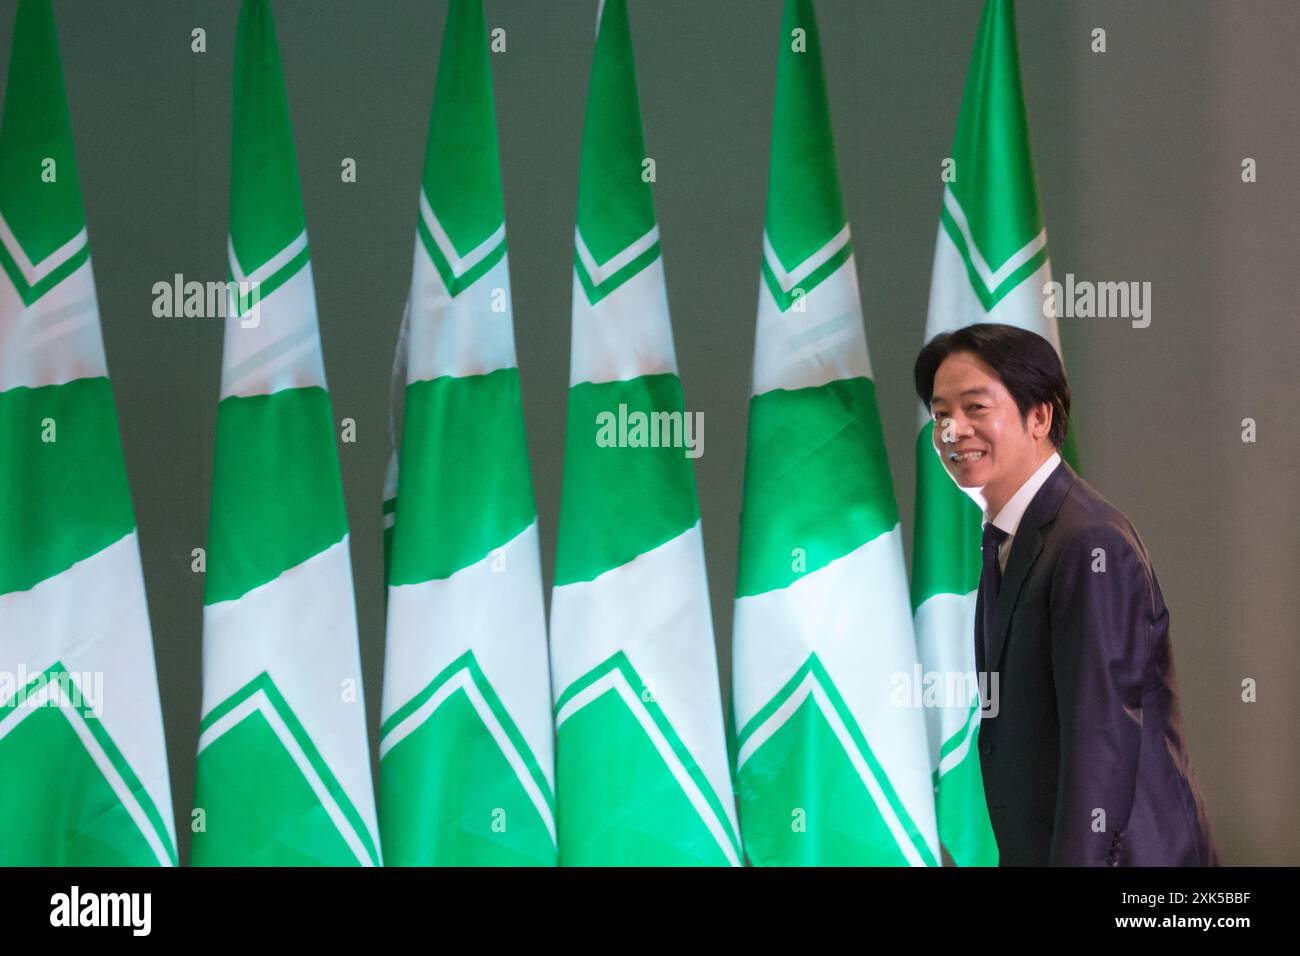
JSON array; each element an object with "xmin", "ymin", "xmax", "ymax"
[{"xmin": 987, "ymin": 450, "xmax": 1061, "ymax": 538}]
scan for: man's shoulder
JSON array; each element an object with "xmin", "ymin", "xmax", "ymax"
[
  {"xmin": 1048, "ymin": 472, "xmax": 1153, "ymax": 571},
  {"xmin": 1040, "ymin": 470, "xmax": 1165, "ymax": 632}
]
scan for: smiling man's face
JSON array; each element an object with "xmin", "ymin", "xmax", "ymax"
[{"xmin": 928, "ymin": 350, "xmax": 1052, "ymax": 516}]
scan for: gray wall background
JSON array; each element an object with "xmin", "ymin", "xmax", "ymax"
[{"xmin": 2, "ymin": 0, "xmax": 1295, "ymax": 865}]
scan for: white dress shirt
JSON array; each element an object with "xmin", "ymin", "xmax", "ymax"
[{"xmin": 985, "ymin": 451, "xmax": 1061, "ymax": 573}]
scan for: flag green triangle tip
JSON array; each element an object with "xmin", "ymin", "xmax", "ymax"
[
  {"xmin": 948, "ymin": 0, "xmax": 1042, "ymax": 272},
  {"xmin": 0, "ymin": 0, "xmax": 85, "ymax": 263},
  {"xmin": 234, "ymin": 0, "xmax": 283, "ymax": 74},
  {"xmin": 969, "ymin": 0, "xmax": 1026, "ymax": 89},
  {"xmin": 575, "ymin": 0, "xmax": 656, "ymax": 268},
  {"xmin": 422, "ymin": 0, "xmax": 505, "ymax": 257},
  {"xmin": 229, "ymin": 0, "xmax": 307, "ymax": 275},
  {"xmin": 763, "ymin": 0, "xmax": 847, "ymax": 274}
]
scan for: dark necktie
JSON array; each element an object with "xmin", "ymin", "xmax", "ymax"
[{"xmin": 979, "ymin": 522, "xmax": 1010, "ymax": 667}]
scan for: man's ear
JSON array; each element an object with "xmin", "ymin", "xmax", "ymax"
[{"xmin": 1029, "ymin": 401, "xmax": 1053, "ymax": 441}]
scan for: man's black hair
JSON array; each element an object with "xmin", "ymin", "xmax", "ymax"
[{"xmin": 913, "ymin": 323, "xmax": 1071, "ymax": 449}]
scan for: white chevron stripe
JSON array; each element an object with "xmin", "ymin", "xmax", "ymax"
[
  {"xmin": 0, "ymin": 531, "xmax": 176, "ymax": 850},
  {"xmin": 379, "ymin": 663, "xmax": 556, "ymax": 846},
  {"xmin": 0, "ymin": 677, "xmax": 173, "ymax": 866},
  {"xmin": 219, "ymin": 261, "xmax": 327, "ymax": 398},
  {"xmin": 555, "ymin": 665, "xmax": 739, "ymax": 866},
  {"xmin": 0, "ymin": 211, "xmax": 87, "ymax": 287},
  {"xmin": 0, "ymin": 257, "xmax": 107, "ymax": 390},
  {"xmin": 942, "ymin": 188, "xmax": 1047, "ymax": 294},
  {"xmin": 198, "ymin": 688, "xmax": 375, "ymax": 866},
  {"xmin": 202, "ymin": 535, "xmax": 379, "ymax": 853},
  {"xmin": 732, "ymin": 526, "xmax": 940, "ymax": 859},
  {"xmin": 383, "ymin": 521, "xmax": 554, "ymax": 796},
  {"xmin": 575, "ymin": 224, "xmax": 659, "ymax": 286},
  {"xmin": 568, "ymin": 255, "xmax": 677, "ymax": 386},
  {"xmin": 762, "ymin": 223, "xmax": 851, "ymax": 294},
  {"xmin": 227, "ymin": 230, "xmax": 308, "ymax": 287},
  {"xmin": 734, "ymin": 668, "xmax": 928, "ymax": 867},
  {"xmin": 549, "ymin": 522, "xmax": 737, "ymax": 841},
  {"xmin": 916, "ymin": 225, "xmax": 1059, "ymax": 432},
  {"xmin": 419, "ymin": 192, "xmax": 505, "ymax": 279},
  {"xmin": 403, "ymin": 243, "xmax": 517, "ymax": 383},
  {"xmin": 925, "ymin": 218, "xmax": 1059, "ymax": 339},
  {"xmin": 752, "ymin": 252, "xmax": 870, "ymax": 395}
]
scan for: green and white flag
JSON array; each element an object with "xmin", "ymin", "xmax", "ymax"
[
  {"xmin": 912, "ymin": 0, "xmax": 1078, "ymax": 867},
  {"xmin": 378, "ymin": 0, "xmax": 556, "ymax": 867},
  {"xmin": 0, "ymin": 0, "xmax": 177, "ymax": 866},
  {"xmin": 731, "ymin": 0, "xmax": 939, "ymax": 867},
  {"xmin": 549, "ymin": 0, "xmax": 740, "ymax": 866},
  {"xmin": 191, "ymin": 0, "xmax": 380, "ymax": 866}
]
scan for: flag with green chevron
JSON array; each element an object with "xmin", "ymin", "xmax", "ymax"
[
  {"xmin": 912, "ymin": 0, "xmax": 1079, "ymax": 867},
  {"xmin": 0, "ymin": 0, "xmax": 177, "ymax": 867},
  {"xmin": 377, "ymin": 0, "xmax": 556, "ymax": 867},
  {"xmin": 731, "ymin": 0, "xmax": 940, "ymax": 867},
  {"xmin": 549, "ymin": 0, "xmax": 740, "ymax": 866},
  {"xmin": 191, "ymin": 0, "xmax": 380, "ymax": 866}
]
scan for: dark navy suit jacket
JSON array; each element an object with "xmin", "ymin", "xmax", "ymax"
[{"xmin": 974, "ymin": 459, "xmax": 1219, "ymax": 866}]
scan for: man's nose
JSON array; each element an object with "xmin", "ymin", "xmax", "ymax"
[{"xmin": 935, "ymin": 414, "xmax": 973, "ymax": 444}]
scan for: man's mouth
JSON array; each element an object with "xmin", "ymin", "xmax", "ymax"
[{"xmin": 948, "ymin": 450, "xmax": 987, "ymax": 463}]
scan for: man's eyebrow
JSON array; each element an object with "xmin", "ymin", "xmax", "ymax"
[{"xmin": 930, "ymin": 386, "xmax": 992, "ymax": 407}]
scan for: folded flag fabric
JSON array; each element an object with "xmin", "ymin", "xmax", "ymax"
[
  {"xmin": 0, "ymin": 0, "xmax": 177, "ymax": 867},
  {"xmin": 548, "ymin": 0, "xmax": 741, "ymax": 866},
  {"xmin": 378, "ymin": 0, "xmax": 556, "ymax": 867},
  {"xmin": 191, "ymin": 0, "xmax": 380, "ymax": 866},
  {"xmin": 731, "ymin": 0, "xmax": 940, "ymax": 867},
  {"xmin": 912, "ymin": 0, "xmax": 1079, "ymax": 867}
]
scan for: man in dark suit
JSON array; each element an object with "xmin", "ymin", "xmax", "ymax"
[{"xmin": 914, "ymin": 323, "xmax": 1218, "ymax": 866}]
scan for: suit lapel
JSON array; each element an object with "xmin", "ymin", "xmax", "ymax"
[{"xmin": 987, "ymin": 459, "xmax": 1079, "ymax": 673}]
